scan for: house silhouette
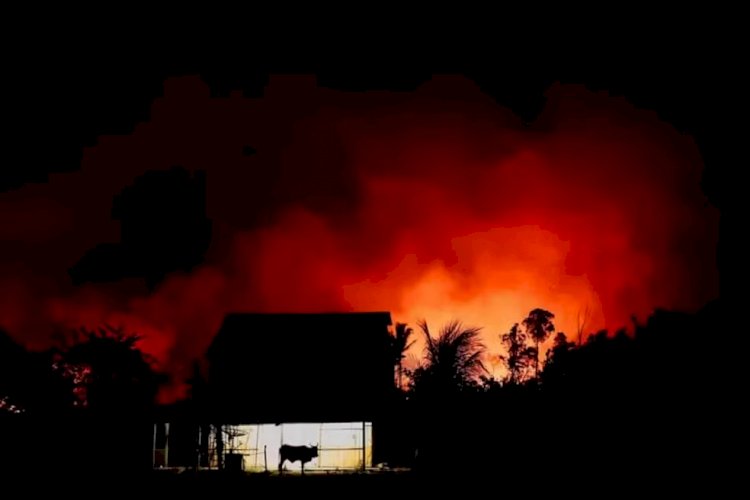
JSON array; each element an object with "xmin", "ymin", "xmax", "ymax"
[{"xmin": 155, "ymin": 312, "xmax": 403, "ymax": 472}]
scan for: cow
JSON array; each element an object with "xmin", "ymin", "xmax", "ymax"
[{"xmin": 278, "ymin": 444, "xmax": 318, "ymax": 474}]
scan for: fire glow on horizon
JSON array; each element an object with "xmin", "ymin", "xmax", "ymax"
[{"xmin": 0, "ymin": 76, "xmax": 719, "ymax": 397}]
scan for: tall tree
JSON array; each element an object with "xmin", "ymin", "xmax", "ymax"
[
  {"xmin": 500, "ymin": 323, "xmax": 536, "ymax": 385},
  {"xmin": 391, "ymin": 322, "xmax": 415, "ymax": 390},
  {"xmin": 410, "ymin": 320, "xmax": 486, "ymax": 397},
  {"xmin": 523, "ymin": 309, "xmax": 556, "ymax": 380}
]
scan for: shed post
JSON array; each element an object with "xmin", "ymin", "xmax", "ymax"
[
  {"xmin": 362, "ymin": 421, "xmax": 366, "ymax": 472},
  {"xmin": 164, "ymin": 423, "xmax": 170, "ymax": 467}
]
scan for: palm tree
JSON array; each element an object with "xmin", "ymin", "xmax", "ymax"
[
  {"xmin": 391, "ymin": 322, "xmax": 415, "ymax": 390},
  {"xmin": 522, "ymin": 309, "xmax": 556, "ymax": 380},
  {"xmin": 412, "ymin": 320, "xmax": 486, "ymax": 395}
]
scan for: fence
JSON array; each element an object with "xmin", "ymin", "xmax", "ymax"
[{"xmin": 206, "ymin": 422, "xmax": 373, "ymax": 472}]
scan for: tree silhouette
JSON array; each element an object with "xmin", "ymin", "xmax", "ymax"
[
  {"xmin": 57, "ymin": 325, "xmax": 166, "ymax": 415},
  {"xmin": 576, "ymin": 305, "xmax": 591, "ymax": 346},
  {"xmin": 391, "ymin": 322, "xmax": 415, "ymax": 390},
  {"xmin": 546, "ymin": 332, "xmax": 574, "ymax": 366},
  {"xmin": 541, "ymin": 331, "xmax": 575, "ymax": 391},
  {"xmin": 1, "ymin": 330, "xmax": 33, "ymax": 414},
  {"xmin": 410, "ymin": 320, "xmax": 486, "ymax": 397},
  {"xmin": 1, "ymin": 329, "xmax": 74, "ymax": 415},
  {"xmin": 522, "ymin": 308, "xmax": 556, "ymax": 380},
  {"xmin": 500, "ymin": 323, "xmax": 536, "ymax": 385}
]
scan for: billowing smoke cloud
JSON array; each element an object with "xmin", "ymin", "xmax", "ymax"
[{"xmin": 0, "ymin": 75, "xmax": 719, "ymax": 397}]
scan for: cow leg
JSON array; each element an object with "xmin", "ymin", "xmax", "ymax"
[
  {"xmin": 301, "ymin": 462, "xmax": 305, "ymax": 475},
  {"xmin": 278, "ymin": 458, "xmax": 284, "ymax": 474}
]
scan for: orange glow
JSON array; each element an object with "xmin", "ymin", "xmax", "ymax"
[
  {"xmin": 344, "ymin": 228, "xmax": 603, "ymax": 376},
  {"xmin": 0, "ymin": 77, "xmax": 719, "ymax": 397}
]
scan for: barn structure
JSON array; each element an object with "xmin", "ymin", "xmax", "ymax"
[{"xmin": 153, "ymin": 312, "xmax": 402, "ymax": 472}]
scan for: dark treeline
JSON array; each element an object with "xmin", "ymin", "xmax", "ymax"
[
  {"xmin": 0, "ymin": 299, "xmax": 735, "ymax": 490},
  {"xmin": 387, "ymin": 300, "xmax": 731, "ymax": 490},
  {"xmin": 0, "ymin": 326, "xmax": 165, "ymax": 476}
]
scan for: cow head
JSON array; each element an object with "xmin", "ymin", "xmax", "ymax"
[{"xmin": 310, "ymin": 444, "xmax": 319, "ymax": 458}]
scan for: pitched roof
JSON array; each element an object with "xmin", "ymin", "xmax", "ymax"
[
  {"xmin": 208, "ymin": 312, "xmax": 392, "ymax": 359},
  {"xmin": 205, "ymin": 312, "xmax": 395, "ymax": 422}
]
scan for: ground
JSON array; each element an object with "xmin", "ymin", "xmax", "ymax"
[{"xmin": 7, "ymin": 467, "xmax": 729, "ymax": 497}]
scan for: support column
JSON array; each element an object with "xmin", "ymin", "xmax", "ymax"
[
  {"xmin": 164, "ymin": 423, "xmax": 170, "ymax": 468},
  {"xmin": 362, "ymin": 421, "xmax": 366, "ymax": 472}
]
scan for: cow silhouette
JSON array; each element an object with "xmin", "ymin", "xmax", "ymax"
[{"xmin": 279, "ymin": 444, "xmax": 318, "ymax": 474}]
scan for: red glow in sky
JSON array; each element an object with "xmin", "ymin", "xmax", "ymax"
[{"xmin": 0, "ymin": 76, "xmax": 719, "ymax": 393}]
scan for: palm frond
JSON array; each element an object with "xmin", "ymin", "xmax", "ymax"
[{"xmin": 416, "ymin": 319, "xmax": 486, "ymax": 388}]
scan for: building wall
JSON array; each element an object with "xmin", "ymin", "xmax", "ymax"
[{"xmin": 214, "ymin": 422, "xmax": 373, "ymax": 471}]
